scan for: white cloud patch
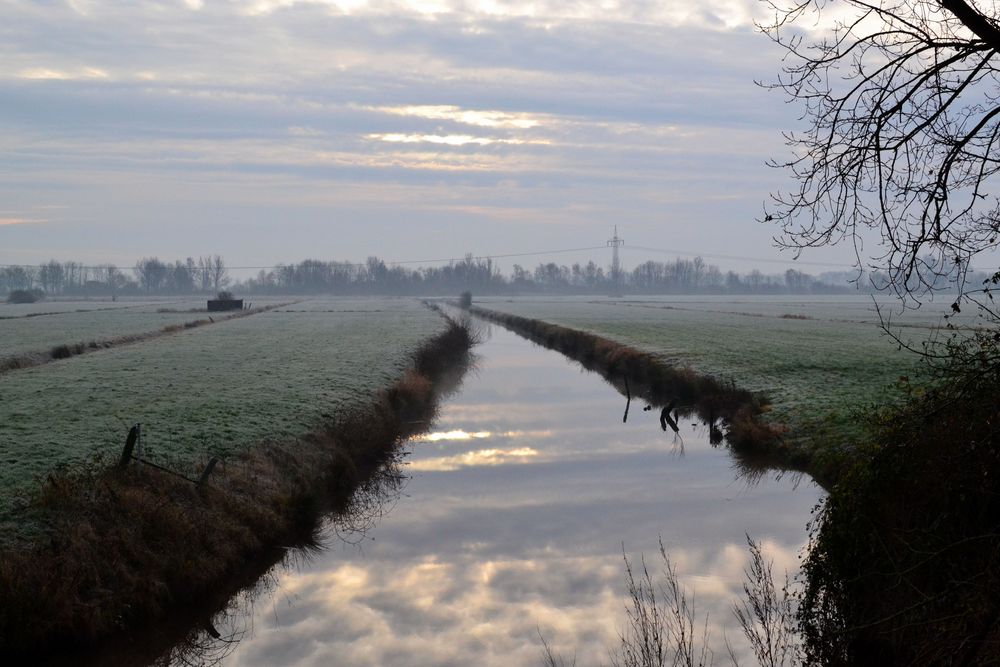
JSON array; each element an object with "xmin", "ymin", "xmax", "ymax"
[
  {"xmin": 372, "ymin": 104, "xmax": 541, "ymax": 128},
  {"xmin": 409, "ymin": 446, "xmax": 540, "ymax": 471},
  {"xmin": 367, "ymin": 133, "xmax": 545, "ymax": 146}
]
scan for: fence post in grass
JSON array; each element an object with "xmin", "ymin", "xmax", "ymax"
[
  {"xmin": 197, "ymin": 457, "xmax": 220, "ymax": 490},
  {"xmin": 118, "ymin": 424, "xmax": 140, "ymax": 469}
]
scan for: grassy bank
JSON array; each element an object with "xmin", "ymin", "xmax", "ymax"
[
  {"xmin": 465, "ymin": 304, "xmax": 822, "ymax": 479},
  {"xmin": 0, "ymin": 317, "xmax": 475, "ymax": 659}
]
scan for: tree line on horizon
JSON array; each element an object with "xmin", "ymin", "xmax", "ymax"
[{"xmin": 0, "ymin": 253, "xmax": 976, "ymax": 297}]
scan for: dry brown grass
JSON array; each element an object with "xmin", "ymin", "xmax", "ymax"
[{"xmin": 0, "ymin": 318, "xmax": 474, "ymax": 659}]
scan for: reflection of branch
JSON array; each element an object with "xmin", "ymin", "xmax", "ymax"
[
  {"xmin": 623, "ymin": 376, "xmax": 631, "ymax": 424},
  {"xmin": 659, "ymin": 405, "xmax": 679, "ymax": 434}
]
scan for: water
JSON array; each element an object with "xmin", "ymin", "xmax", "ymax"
[{"xmin": 178, "ymin": 323, "xmax": 823, "ymax": 666}]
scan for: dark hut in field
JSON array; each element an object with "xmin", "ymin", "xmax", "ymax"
[{"xmin": 207, "ymin": 290, "xmax": 243, "ymax": 312}]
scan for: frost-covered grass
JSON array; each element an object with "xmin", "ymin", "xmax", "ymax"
[
  {"xmin": 0, "ymin": 297, "xmax": 283, "ymax": 359},
  {"xmin": 0, "ymin": 298, "xmax": 444, "ymax": 515},
  {"xmin": 477, "ymin": 295, "xmax": 929, "ymax": 452},
  {"xmin": 0, "ymin": 297, "xmax": 202, "ymax": 318}
]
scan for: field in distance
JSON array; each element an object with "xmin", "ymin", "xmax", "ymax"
[
  {"xmin": 0, "ymin": 297, "xmax": 287, "ymax": 361},
  {"xmin": 0, "ymin": 297, "xmax": 446, "ymax": 526}
]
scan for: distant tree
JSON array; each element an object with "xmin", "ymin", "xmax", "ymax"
[
  {"xmin": 38, "ymin": 260, "xmax": 64, "ymax": 294},
  {"xmin": 197, "ymin": 256, "xmax": 213, "ymax": 292},
  {"xmin": 211, "ymin": 255, "xmax": 229, "ymax": 293},
  {"xmin": 134, "ymin": 257, "xmax": 168, "ymax": 292},
  {"xmin": 784, "ymin": 268, "xmax": 812, "ymax": 292},
  {"xmin": 169, "ymin": 260, "xmax": 195, "ymax": 293},
  {"xmin": 1, "ymin": 266, "xmax": 34, "ymax": 293},
  {"xmin": 763, "ymin": 0, "xmax": 1000, "ymax": 300}
]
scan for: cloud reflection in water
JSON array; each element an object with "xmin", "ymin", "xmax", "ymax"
[{"xmin": 212, "ymin": 325, "xmax": 822, "ymax": 666}]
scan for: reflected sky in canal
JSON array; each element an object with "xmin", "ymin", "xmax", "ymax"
[{"xmin": 207, "ymin": 324, "xmax": 823, "ymax": 667}]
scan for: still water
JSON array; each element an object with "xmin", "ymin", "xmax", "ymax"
[{"xmin": 187, "ymin": 322, "xmax": 823, "ymax": 666}]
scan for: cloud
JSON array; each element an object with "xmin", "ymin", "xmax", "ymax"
[
  {"xmin": 0, "ymin": 217, "xmax": 46, "ymax": 226},
  {"xmin": 409, "ymin": 446, "xmax": 540, "ymax": 471},
  {"xmin": 0, "ymin": 0, "xmax": 822, "ymax": 267},
  {"xmin": 367, "ymin": 133, "xmax": 546, "ymax": 146},
  {"xmin": 370, "ymin": 104, "xmax": 542, "ymax": 128}
]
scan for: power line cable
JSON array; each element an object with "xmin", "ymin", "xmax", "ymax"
[
  {"xmin": 0, "ymin": 245, "xmax": 612, "ymax": 272},
  {"xmin": 2, "ymin": 243, "xmax": 992, "ymax": 273},
  {"xmin": 624, "ymin": 244, "xmax": 857, "ymax": 270}
]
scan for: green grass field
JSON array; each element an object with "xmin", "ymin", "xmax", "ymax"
[
  {"xmin": 476, "ymin": 295, "xmax": 936, "ymax": 453},
  {"xmin": 0, "ymin": 298, "xmax": 445, "ymax": 517}
]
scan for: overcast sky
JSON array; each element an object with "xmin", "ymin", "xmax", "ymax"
[{"xmin": 0, "ymin": 0, "xmax": 857, "ymax": 275}]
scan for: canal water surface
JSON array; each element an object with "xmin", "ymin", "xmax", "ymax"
[{"xmin": 180, "ymin": 322, "xmax": 823, "ymax": 666}]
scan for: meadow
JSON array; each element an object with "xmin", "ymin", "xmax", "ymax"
[
  {"xmin": 0, "ymin": 298, "xmax": 446, "ymax": 521},
  {"xmin": 0, "ymin": 297, "xmax": 287, "ymax": 362},
  {"xmin": 475, "ymin": 295, "xmax": 936, "ymax": 453}
]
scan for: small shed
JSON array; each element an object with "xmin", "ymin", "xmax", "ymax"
[
  {"xmin": 208, "ymin": 291, "xmax": 243, "ymax": 311},
  {"xmin": 207, "ymin": 299, "xmax": 243, "ymax": 311}
]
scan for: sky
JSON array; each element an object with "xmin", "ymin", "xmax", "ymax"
[{"xmin": 0, "ymin": 0, "xmax": 856, "ymax": 276}]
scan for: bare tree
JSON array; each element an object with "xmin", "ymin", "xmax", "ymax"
[
  {"xmin": 762, "ymin": 0, "xmax": 1000, "ymax": 300},
  {"xmin": 197, "ymin": 256, "xmax": 213, "ymax": 292},
  {"xmin": 38, "ymin": 260, "xmax": 64, "ymax": 294},
  {"xmin": 210, "ymin": 255, "xmax": 229, "ymax": 293}
]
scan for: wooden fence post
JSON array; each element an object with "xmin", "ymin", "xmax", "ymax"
[
  {"xmin": 197, "ymin": 457, "xmax": 220, "ymax": 489},
  {"xmin": 118, "ymin": 424, "xmax": 140, "ymax": 469}
]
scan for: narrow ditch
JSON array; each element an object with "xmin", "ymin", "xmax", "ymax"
[{"xmin": 464, "ymin": 303, "xmax": 821, "ymax": 481}]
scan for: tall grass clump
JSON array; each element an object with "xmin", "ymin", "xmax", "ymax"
[{"xmin": 600, "ymin": 537, "xmax": 801, "ymax": 667}]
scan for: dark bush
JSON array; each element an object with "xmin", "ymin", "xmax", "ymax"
[
  {"xmin": 800, "ymin": 329, "xmax": 1000, "ymax": 665},
  {"xmin": 7, "ymin": 289, "xmax": 43, "ymax": 304},
  {"xmin": 459, "ymin": 291, "xmax": 472, "ymax": 308}
]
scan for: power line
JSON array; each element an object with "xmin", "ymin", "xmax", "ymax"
[
  {"xmin": 0, "ymin": 245, "xmax": 613, "ymax": 272},
  {"xmin": 2, "ymin": 243, "xmax": 990, "ymax": 273},
  {"xmin": 624, "ymin": 244, "xmax": 858, "ymax": 270},
  {"xmin": 386, "ymin": 245, "xmax": 609, "ymax": 266}
]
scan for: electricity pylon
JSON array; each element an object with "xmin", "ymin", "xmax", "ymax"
[{"xmin": 607, "ymin": 225, "xmax": 624, "ymax": 291}]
